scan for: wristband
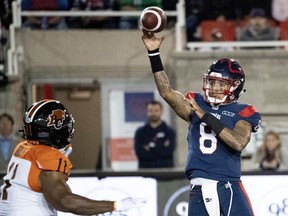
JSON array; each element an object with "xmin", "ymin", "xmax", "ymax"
[
  {"xmin": 148, "ymin": 49, "xmax": 164, "ymax": 73},
  {"xmin": 201, "ymin": 113, "xmax": 225, "ymax": 136},
  {"xmin": 148, "ymin": 48, "xmax": 160, "ymax": 56}
]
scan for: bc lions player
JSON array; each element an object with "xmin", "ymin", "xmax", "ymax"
[
  {"xmin": 0, "ymin": 99, "xmax": 146, "ymax": 215},
  {"xmin": 141, "ymin": 31, "xmax": 261, "ymax": 216}
]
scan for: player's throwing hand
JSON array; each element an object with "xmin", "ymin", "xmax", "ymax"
[{"xmin": 142, "ymin": 30, "xmax": 165, "ymax": 51}]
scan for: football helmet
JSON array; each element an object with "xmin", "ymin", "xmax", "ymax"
[
  {"xmin": 23, "ymin": 99, "xmax": 75, "ymax": 149},
  {"xmin": 203, "ymin": 58, "xmax": 245, "ymax": 104}
]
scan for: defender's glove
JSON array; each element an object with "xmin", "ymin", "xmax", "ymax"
[{"xmin": 114, "ymin": 197, "xmax": 147, "ymax": 212}]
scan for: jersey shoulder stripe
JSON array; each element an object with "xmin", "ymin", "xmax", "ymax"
[
  {"xmin": 185, "ymin": 92, "xmax": 196, "ymax": 100},
  {"xmin": 238, "ymin": 105, "xmax": 258, "ymax": 118}
]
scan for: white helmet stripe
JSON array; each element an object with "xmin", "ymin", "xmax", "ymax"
[{"xmin": 25, "ymin": 99, "xmax": 57, "ymax": 123}]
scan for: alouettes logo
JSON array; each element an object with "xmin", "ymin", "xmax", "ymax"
[{"xmin": 47, "ymin": 109, "xmax": 65, "ymax": 129}]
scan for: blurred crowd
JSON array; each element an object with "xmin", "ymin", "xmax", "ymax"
[
  {"xmin": 0, "ymin": 0, "xmax": 287, "ymax": 52},
  {"xmin": 0, "ymin": 1, "xmax": 287, "ymax": 37},
  {"xmin": 186, "ymin": 0, "xmax": 288, "ymax": 43},
  {"xmin": 2, "ymin": 0, "xmax": 176, "ymax": 30}
]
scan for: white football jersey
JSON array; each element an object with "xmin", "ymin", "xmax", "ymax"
[{"xmin": 0, "ymin": 141, "xmax": 72, "ymax": 216}]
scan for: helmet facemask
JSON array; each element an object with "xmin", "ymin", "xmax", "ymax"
[
  {"xmin": 203, "ymin": 73, "xmax": 243, "ymax": 105},
  {"xmin": 203, "ymin": 58, "xmax": 246, "ymax": 105},
  {"xmin": 49, "ymin": 114, "xmax": 75, "ymax": 149}
]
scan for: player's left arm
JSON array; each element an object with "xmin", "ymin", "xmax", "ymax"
[
  {"xmin": 186, "ymin": 96, "xmax": 255, "ymax": 151},
  {"xmin": 220, "ymin": 105, "xmax": 261, "ymax": 151},
  {"xmin": 40, "ymin": 171, "xmax": 115, "ymax": 214},
  {"xmin": 218, "ymin": 120, "xmax": 252, "ymax": 151}
]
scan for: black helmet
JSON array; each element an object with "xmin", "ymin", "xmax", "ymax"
[
  {"xmin": 203, "ymin": 58, "xmax": 245, "ymax": 104},
  {"xmin": 23, "ymin": 99, "xmax": 75, "ymax": 149}
]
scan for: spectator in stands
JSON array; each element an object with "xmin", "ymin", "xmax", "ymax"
[
  {"xmin": 134, "ymin": 100, "xmax": 176, "ymax": 168},
  {"xmin": 68, "ymin": 0, "xmax": 119, "ymax": 29},
  {"xmin": 198, "ymin": 28, "xmax": 234, "ymax": 52},
  {"xmin": 162, "ymin": 0, "xmax": 177, "ymax": 28},
  {"xmin": 237, "ymin": 0, "xmax": 272, "ymax": 20},
  {"xmin": 238, "ymin": 8, "xmax": 278, "ymax": 42},
  {"xmin": 185, "ymin": 0, "xmax": 204, "ymax": 41},
  {"xmin": 21, "ymin": 0, "xmax": 69, "ymax": 30},
  {"xmin": 201, "ymin": 0, "xmax": 239, "ymax": 21},
  {"xmin": 0, "ymin": 0, "xmax": 13, "ymax": 29},
  {"xmin": 0, "ymin": 0, "xmax": 11, "ymax": 53},
  {"xmin": 0, "ymin": 113, "xmax": 21, "ymax": 172},
  {"xmin": 272, "ymin": 0, "xmax": 288, "ymax": 22},
  {"xmin": 251, "ymin": 130, "xmax": 288, "ymax": 171},
  {"xmin": 0, "ymin": 21, "xmax": 7, "ymax": 69},
  {"xmin": 119, "ymin": 0, "xmax": 161, "ymax": 29},
  {"xmin": 191, "ymin": 0, "xmax": 241, "ymax": 42}
]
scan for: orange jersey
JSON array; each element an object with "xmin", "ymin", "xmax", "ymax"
[{"xmin": 0, "ymin": 141, "xmax": 72, "ymax": 215}]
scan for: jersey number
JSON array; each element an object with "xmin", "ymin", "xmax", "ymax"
[
  {"xmin": 1, "ymin": 162, "xmax": 18, "ymax": 201},
  {"xmin": 199, "ymin": 123, "xmax": 217, "ymax": 154}
]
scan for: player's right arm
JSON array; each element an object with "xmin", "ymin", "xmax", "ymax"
[
  {"xmin": 39, "ymin": 171, "xmax": 115, "ymax": 215},
  {"xmin": 153, "ymin": 71, "xmax": 192, "ymax": 121},
  {"xmin": 141, "ymin": 31, "xmax": 193, "ymax": 122}
]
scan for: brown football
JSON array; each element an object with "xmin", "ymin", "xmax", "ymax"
[{"xmin": 139, "ymin": 6, "xmax": 167, "ymax": 33}]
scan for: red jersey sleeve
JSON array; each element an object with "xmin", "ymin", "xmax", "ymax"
[{"xmin": 185, "ymin": 92, "xmax": 196, "ymax": 100}]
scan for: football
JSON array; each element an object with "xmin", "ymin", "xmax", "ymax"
[{"xmin": 139, "ymin": 6, "xmax": 167, "ymax": 33}]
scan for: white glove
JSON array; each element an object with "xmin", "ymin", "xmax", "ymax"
[{"xmin": 114, "ymin": 197, "xmax": 147, "ymax": 212}]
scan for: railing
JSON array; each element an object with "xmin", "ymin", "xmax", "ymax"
[
  {"xmin": 7, "ymin": 1, "xmax": 20, "ymax": 76},
  {"xmin": 187, "ymin": 41, "xmax": 288, "ymax": 51},
  {"xmin": 7, "ymin": 0, "xmax": 288, "ymax": 76},
  {"xmin": 7, "ymin": 0, "xmax": 185, "ymax": 76}
]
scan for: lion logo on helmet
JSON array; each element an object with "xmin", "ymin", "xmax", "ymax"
[{"xmin": 47, "ymin": 109, "xmax": 66, "ymax": 130}]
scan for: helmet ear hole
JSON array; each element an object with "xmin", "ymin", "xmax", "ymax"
[{"xmin": 234, "ymin": 80, "xmax": 241, "ymax": 87}]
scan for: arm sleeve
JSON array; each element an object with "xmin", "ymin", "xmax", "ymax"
[{"xmin": 238, "ymin": 105, "xmax": 262, "ymax": 133}]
